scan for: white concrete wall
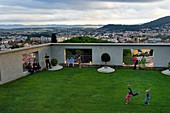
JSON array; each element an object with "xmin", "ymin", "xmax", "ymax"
[
  {"xmin": 0, "ymin": 43, "xmax": 170, "ymax": 84},
  {"xmin": 0, "ymin": 44, "xmax": 51, "ymax": 84},
  {"xmin": 51, "ymin": 43, "xmax": 170, "ymax": 67}
]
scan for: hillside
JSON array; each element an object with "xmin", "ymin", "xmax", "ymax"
[
  {"xmin": 62, "ymin": 36, "xmax": 111, "ymax": 43},
  {"xmin": 143, "ymin": 16, "xmax": 170, "ymax": 27},
  {"xmin": 99, "ymin": 16, "xmax": 170, "ymax": 32}
]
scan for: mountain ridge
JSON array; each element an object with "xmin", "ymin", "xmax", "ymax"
[{"xmin": 99, "ymin": 16, "xmax": 170, "ymax": 32}]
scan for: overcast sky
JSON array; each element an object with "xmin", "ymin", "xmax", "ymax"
[{"xmin": 0, "ymin": 0, "xmax": 169, "ymax": 25}]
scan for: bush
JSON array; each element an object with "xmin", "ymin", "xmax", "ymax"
[
  {"xmin": 123, "ymin": 56, "xmax": 133, "ymax": 65},
  {"xmin": 101, "ymin": 53, "xmax": 111, "ymax": 65},
  {"xmin": 51, "ymin": 58, "xmax": 58, "ymax": 66}
]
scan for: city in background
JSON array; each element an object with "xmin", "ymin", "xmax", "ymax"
[{"xmin": 0, "ymin": 22, "xmax": 170, "ymax": 51}]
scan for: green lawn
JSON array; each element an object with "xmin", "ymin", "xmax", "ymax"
[{"xmin": 0, "ymin": 68, "xmax": 170, "ymax": 113}]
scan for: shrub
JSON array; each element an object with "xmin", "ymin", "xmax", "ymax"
[
  {"xmin": 51, "ymin": 58, "xmax": 58, "ymax": 66},
  {"xmin": 123, "ymin": 56, "xmax": 133, "ymax": 65},
  {"xmin": 101, "ymin": 53, "xmax": 111, "ymax": 65}
]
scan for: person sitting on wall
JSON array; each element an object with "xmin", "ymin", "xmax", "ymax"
[
  {"xmin": 27, "ymin": 62, "xmax": 34, "ymax": 74},
  {"xmin": 33, "ymin": 61, "xmax": 38, "ymax": 71},
  {"xmin": 36, "ymin": 62, "xmax": 41, "ymax": 71},
  {"xmin": 69, "ymin": 57, "xmax": 75, "ymax": 67},
  {"xmin": 33, "ymin": 61, "xmax": 41, "ymax": 71}
]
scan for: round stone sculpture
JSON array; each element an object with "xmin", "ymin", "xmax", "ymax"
[
  {"xmin": 97, "ymin": 66, "xmax": 115, "ymax": 73},
  {"xmin": 161, "ymin": 69, "xmax": 170, "ymax": 75},
  {"xmin": 48, "ymin": 65, "xmax": 63, "ymax": 71}
]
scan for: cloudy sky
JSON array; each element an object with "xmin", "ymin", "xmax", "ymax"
[{"xmin": 0, "ymin": 0, "xmax": 169, "ymax": 25}]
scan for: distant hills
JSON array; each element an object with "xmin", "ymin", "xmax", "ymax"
[
  {"xmin": 99, "ymin": 16, "xmax": 170, "ymax": 32},
  {"xmin": 1, "ymin": 16, "xmax": 170, "ymax": 31},
  {"xmin": 143, "ymin": 16, "xmax": 170, "ymax": 27},
  {"xmin": 0, "ymin": 24, "xmax": 102, "ymax": 29}
]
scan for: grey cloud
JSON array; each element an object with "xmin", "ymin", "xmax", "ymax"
[
  {"xmin": 35, "ymin": 0, "xmax": 164, "ymax": 3},
  {"xmin": 0, "ymin": 0, "xmax": 169, "ymax": 25},
  {"xmin": 0, "ymin": 0, "xmax": 167, "ymax": 11}
]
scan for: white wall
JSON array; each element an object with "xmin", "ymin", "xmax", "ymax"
[
  {"xmin": 51, "ymin": 43, "xmax": 170, "ymax": 67},
  {"xmin": 0, "ymin": 43, "xmax": 170, "ymax": 84},
  {"xmin": 0, "ymin": 44, "xmax": 51, "ymax": 84}
]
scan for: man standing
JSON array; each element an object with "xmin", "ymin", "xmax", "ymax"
[
  {"xmin": 133, "ymin": 55, "xmax": 138, "ymax": 70},
  {"xmin": 45, "ymin": 53, "xmax": 51, "ymax": 69}
]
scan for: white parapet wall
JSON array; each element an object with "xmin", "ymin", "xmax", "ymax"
[
  {"xmin": 51, "ymin": 43, "xmax": 170, "ymax": 67},
  {"xmin": 0, "ymin": 44, "xmax": 51, "ymax": 84},
  {"xmin": 0, "ymin": 43, "xmax": 170, "ymax": 84}
]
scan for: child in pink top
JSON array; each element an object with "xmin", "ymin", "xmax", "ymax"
[
  {"xmin": 126, "ymin": 93, "xmax": 132, "ymax": 104},
  {"xmin": 126, "ymin": 85, "xmax": 139, "ymax": 104}
]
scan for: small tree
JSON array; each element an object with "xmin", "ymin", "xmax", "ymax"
[
  {"xmin": 101, "ymin": 53, "xmax": 111, "ymax": 65},
  {"xmin": 51, "ymin": 58, "xmax": 58, "ymax": 66}
]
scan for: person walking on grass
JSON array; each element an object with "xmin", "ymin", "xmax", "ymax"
[
  {"xmin": 126, "ymin": 85, "xmax": 140, "ymax": 104},
  {"xmin": 145, "ymin": 88, "xmax": 151, "ymax": 105}
]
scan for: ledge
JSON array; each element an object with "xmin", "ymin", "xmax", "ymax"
[{"xmin": 0, "ymin": 43, "xmax": 51, "ymax": 55}]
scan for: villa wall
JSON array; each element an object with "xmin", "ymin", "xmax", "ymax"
[
  {"xmin": 0, "ymin": 43, "xmax": 170, "ymax": 84},
  {"xmin": 0, "ymin": 44, "xmax": 51, "ymax": 84},
  {"xmin": 51, "ymin": 43, "xmax": 170, "ymax": 67}
]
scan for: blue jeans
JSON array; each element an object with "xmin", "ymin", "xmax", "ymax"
[{"xmin": 145, "ymin": 97, "xmax": 150, "ymax": 105}]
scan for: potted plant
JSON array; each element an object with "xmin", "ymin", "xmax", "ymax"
[
  {"xmin": 101, "ymin": 53, "xmax": 111, "ymax": 67},
  {"xmin": 51, "ymin": 58, "xmax": 58, "ymax": 66}
]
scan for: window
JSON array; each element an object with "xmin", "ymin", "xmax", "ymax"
[
  {"xmin": 123, "ymin": 49, "xmax": 154, "ymax": 67},
  {"xmin": 22, "ymin": 51, "xmax": 38, "ymax": 72},
  {"xmin": 66, "ymin": 49, "xmax": 92, "ymax": 63}
]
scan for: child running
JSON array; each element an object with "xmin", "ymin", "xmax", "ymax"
[
  {"xmin": 144, "ymin": 88, "xmax": 151, "ymax": 105},
  {"xmin": 126, "ymin": 85, "xmax": 140, "ymax": 104}
]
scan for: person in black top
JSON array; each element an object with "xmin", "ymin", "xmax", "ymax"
[
  {"xmin": 33, "ymin": 61, "xmax": 41, "ymax": 71},
  {"xmin": 45, "ymin": 54, "xmax": 51, "ymax": 69},
  {"xmin": 27, "ymin": 62, "xmax": 34, "ymax": 74},
  {"xmin": 127, "ymin": 85, "xmax": 139, "ymax": 96}
]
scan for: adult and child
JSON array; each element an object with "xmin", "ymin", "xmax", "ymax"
[
  {"xmin": 66, "ymin": 57, "xmax": 75, "ymax": 67},
  {"xmin": 26, "ymin": 61, "xmax": 41, "ymax": 74},
  {"xmin": 66, "ymin": 55, "xmax": 81, "ymax": 68},
  {"xmin": 133, "ymin": 55, "xmax": 146, "ymax": 70},
  {"xmin": 26, "ymin": 53, "xmax": 51, "ymax": 74},
  {"xmin": 126, "ymin": 85, "xmax": 151, "ymax": 105}
]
